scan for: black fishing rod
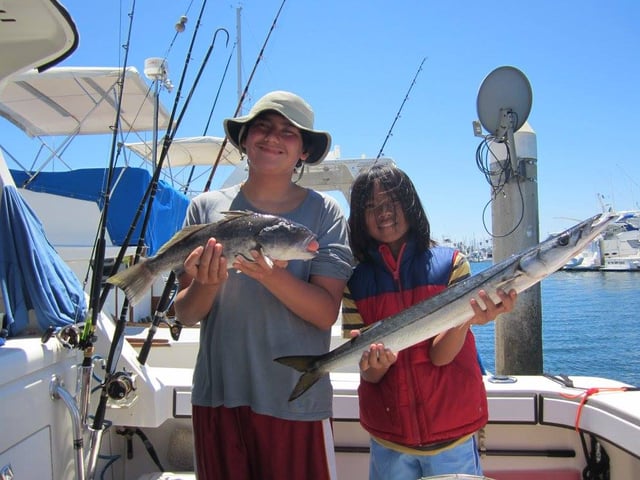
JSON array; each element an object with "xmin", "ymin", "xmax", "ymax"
[
  {"xmin": 376, "ymin": 56, "xmax": 427, "ymax": 160},
  {"xmin": 80, "ymin": 0, "xmax": 137, "ymax": 368},
  {"xmin": 84, "ymin": 3, "xmax": 138, "ymax": 479},
  {"xmin": 91, "ymin": 0, "xmax": 214, "ymax": 438},
  {"xmin": 182, "ymin": 41, "xmax": 236, "ymax": 193},
  {"xmin": 203, "ymin": 0, "xmax": 288, "ymax": 192},
  {"xmin": 136, "ymin": 27, "xmax": 230, "ymax": 365}
]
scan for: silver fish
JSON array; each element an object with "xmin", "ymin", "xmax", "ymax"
[
  {"xmin": 276, "ymin": 212, "xmax": 618, "ymax": 401},
  {"xmin": 107, "ymin": 210, "xmax": 319, "ymax": 306}
]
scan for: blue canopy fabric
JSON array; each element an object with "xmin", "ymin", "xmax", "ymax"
[
  {"xmin": 10, "ymin": 167, "xmax": 190, "ymax": 255},
  {"xmin": 0, "ymin": 184, "xmax": 87, "ymax": 337}
]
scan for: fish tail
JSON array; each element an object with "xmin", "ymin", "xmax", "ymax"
[
  {"xmin": 106, "ymin": 261, "xmax": 155, "ymax": 306},
  {"xmin": 275, "ymin": 355, "xmax": 325, "ymax": 401}
]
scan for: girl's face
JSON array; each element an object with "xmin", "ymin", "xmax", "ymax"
[
  {"xmin": 364, "ymin": 181, "xmax": 409, "ymax": 254},
  {"xmin": 242, "ymin": 112, "xmax": 308, "ymax": 174}
]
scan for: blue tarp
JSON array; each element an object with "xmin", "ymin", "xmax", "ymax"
[
  {"xmin": 0, "ymin": 185, "xmax": 87, "ymax": 337},
  {"xmin": 10, "ymin": 167, "xmax": 189, "ymax": 255}
]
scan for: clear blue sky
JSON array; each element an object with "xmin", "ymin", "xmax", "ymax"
[{"xmin": 2, "ymin": 0, "xmax": 639, "ymax": 243}]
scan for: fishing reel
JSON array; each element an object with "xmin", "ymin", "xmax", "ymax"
[
  {"xmin": 164, "ymin": 318, "xmax": 182, "ymax": 341},
  {"xmin": 105, "ymin": 370, "xmax": 138, "ymax": 408},
  {"xmin": 41, "ymin": 323, "xmax": 94, "ymax": 349}
]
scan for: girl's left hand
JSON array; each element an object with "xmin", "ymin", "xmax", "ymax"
[{"xmin": 470, "ymin": 289, "xmax": 517, "ymax": 325}]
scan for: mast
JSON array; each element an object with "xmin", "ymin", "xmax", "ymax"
[{"xmin": 236, "ymin": 6, "xmax": 243, "ymax": 115}]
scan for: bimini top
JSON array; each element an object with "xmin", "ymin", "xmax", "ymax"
[
  {"xmin": 125, "ymin": 136, "xmax": 244, "ymax": 168},
  {"xmin": 0, "ymin": 66, "xmax": 171, "ymax": 137}
]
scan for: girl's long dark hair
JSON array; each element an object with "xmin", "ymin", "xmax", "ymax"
[{"xmin": 349, "ymin": 163, "xmax": 432, "ymax": 262}]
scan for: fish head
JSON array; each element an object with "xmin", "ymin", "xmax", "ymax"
[
  {"xmin": 256, "ymin": 218, "xmax": 319, "ymax": 261},
  {"xmin": 525, "ymin": 212, "xmax": 619, "ymax": 277}
]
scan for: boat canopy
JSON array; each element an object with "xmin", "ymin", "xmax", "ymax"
[
  {"xmin": 125, "ymin": 136, "xmax": 243, "ymax": 168},
  {"xmin": 10, "ymin": 167, "xmax": 189, "ymax": 256},
  {"xmin": 0, "ymin": 66, "xmax": 170, "ymax": 137}
]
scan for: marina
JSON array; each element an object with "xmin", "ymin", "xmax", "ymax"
[
  {"xmin": 561, "ymin": 211, "xmax": 640, "ymax": 272},
  {"xmin": 472, "ymin": 262, "xmax": 640, "ymax": 388}
]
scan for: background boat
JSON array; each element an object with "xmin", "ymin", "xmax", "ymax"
[{"xmin": 562, "ymin": 210, "xmax": 640, "ymax": 271}]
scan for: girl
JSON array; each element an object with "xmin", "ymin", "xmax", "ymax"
[{"xmin": 346, "ymin": 163, "xmax": 516, "ymax": 479}]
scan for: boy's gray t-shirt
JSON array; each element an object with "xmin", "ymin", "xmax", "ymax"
[{"xmin": 187, "ymin": 184, "xmax": 353, "ymax": 420}]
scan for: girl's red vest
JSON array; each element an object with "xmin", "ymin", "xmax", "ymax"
[{"xmin": 348, "ymin": 241, "xmax": 488, "ymax": 446}]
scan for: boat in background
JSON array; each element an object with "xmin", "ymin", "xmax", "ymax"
[
  {"xmin": 563, "ymin": 210, "xmax": 640, "ymax": 271},
  {"xmin": 1, "ymin": 2, "xmax": 640, "ymax": 480}
]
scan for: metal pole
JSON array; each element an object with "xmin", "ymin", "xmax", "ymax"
[
  {"xmin": 236, "ymin": 6, "xmax": 243, "ymax": 115},
  {"xmin": 490, "ymin": 122, "xmax": 543, "ymax": 375}
]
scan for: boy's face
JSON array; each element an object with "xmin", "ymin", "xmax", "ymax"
[
  {"xmin": 243, "ymin": 112, "xmax": 308, "ymax": 173},
  {"xmin": 364, "ymin": 181, "xmax": 409, "ymax": 253}
]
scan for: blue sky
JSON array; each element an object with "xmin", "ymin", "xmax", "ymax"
[{"xmin": 2, "ymin": 0, "xmax": 639, "ymax": 243}]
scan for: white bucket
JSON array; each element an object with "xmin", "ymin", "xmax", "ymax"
[{"xmin": 421, "ymin": 475, "xmax": 494, "ymax": 480}]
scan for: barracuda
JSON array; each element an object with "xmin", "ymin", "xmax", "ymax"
[{"xmin": 276, "ymin": 212, "xmax": 618, "ymax": 401}]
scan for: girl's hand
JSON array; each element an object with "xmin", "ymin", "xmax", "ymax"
[
  {"xmin": 470, "ymin": 288, "xmax": 517, "ymax": 325},
  {"xmin": 360, "ymin": 343, "xmax": 397, "ymax": 372}
]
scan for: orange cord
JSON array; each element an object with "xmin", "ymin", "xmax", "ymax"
[{"xmin": 561, "ymin": 387, "xmax": 630, "ymax": 431}]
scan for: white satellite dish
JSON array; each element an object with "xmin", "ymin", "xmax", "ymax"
[{"xmin": 476, "ymin": 66, "xmax": 532, "ymax": 138}]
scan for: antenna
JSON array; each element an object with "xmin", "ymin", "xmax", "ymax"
[
  {"xmin": 475, "ymin": 65, "xmax": 532, "ymax": 170},
  {"xmin": 476, "ymin": 66, "xmax": 532, "ymax": 139}
]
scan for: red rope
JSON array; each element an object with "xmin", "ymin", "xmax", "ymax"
[{"xmin": 561, "ymin": 387, "xmax": 630, "ymax": 432}]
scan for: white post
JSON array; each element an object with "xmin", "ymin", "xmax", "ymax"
[{"xmin": 490, "ymin": 122, "xmax": 543, "ymax": 375}]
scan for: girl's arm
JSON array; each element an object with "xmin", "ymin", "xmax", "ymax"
[{"xmin": 430, "ymin": 289, "xmax": 517, "ymax": 366}]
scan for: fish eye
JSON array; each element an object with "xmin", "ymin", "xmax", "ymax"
[{"xmin": 557, "ymin": 233, "xmax": 570, "ymax": 246}]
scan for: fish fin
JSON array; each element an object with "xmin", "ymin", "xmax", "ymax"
[
  {"xmin": 274, "ymin": 355, "xmax": 325, "ymax": 401},
  {"xmin": 274, "ymin": 355, "xmax": 318, "ymax": 372},
  {"xmin": 156, "ymin": 224, "xmax": 210, "ymax": 256},
  {"xmin": 106, "ymin": 261, "xmax": 154, "ymax": 306},
  {"xmin": 220, "ymin": 210, "xmax": 255, "ymax": 218},
  {"xmin": 288, "ymin": 371, "xmax": 325, "ymax": 402}
]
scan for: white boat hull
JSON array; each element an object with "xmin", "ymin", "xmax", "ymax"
[{"xmin": 2, "ymin": 318, "xmax": 639, "ymax": 480}]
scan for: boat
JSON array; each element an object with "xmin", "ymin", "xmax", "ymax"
[
  {"xmin": 562, "ymin": 211, "xmax": 640, "ymax": 271},
  {"xmin": 1, "ymin": 2, "xmax": 640, "ymax": 480}
]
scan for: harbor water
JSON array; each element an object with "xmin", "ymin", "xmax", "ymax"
[{"xmin": 471, "ymin": 261, "xmax": 640, "ymax": 387}]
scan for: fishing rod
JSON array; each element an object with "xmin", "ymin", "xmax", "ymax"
[
  {"xmin": 84, "ymin": 2, "xmax": 138, "ymax": 478},
  {"xmin": 98, "ymin": 16, "xmax": 225, "ymax": 316},
  {"xmin": 139, "ymin": 0, "xmax": 288, "ymax": 365},
  {"xmin": 135, "ymin": 27, "xmax": 230, "ymax": 365},
  {"xmin": 90, "ymin": 0, "xmax": 215, "ymax": 453},
  {"xmin": 182, "ymin": 41, "xmax": 237, "ymax": 193},
  {"xmin": 203, "ymin": 0, "xmax": 288, "ymax": 192},
  {"xmin": 376, "ymin": 56, "xmax": 427, "ymax": 160}
]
